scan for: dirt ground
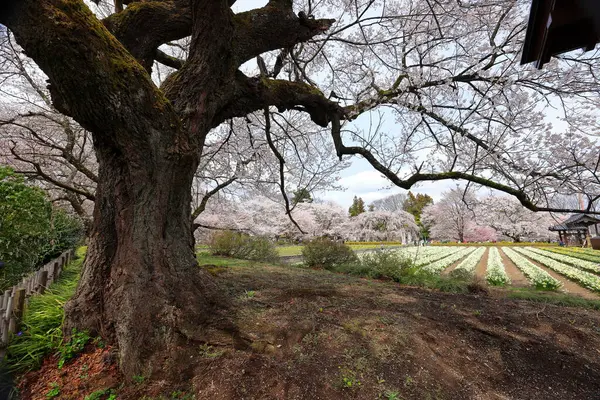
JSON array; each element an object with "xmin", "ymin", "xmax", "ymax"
[{"xmin": 17, "ymin": 261, "xmax": 600, "ymax": 400}]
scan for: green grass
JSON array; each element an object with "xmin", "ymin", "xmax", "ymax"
[
  {"xmin": 6, "ymin": 247, "xmax": 86, "ymax": 373},
  {"xmin": 507, "ymin": 288, "xmax": 600, "ymax": 310},
  {"xmin": 276, "ymin": 244, "xmax": 393, "ymax": 257},
  {"xmin": 196, "ymin": 252, "xmax": 262, "ymax": 267}
]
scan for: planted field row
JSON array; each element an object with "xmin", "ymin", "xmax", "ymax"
[
  {"xmin": 486, "ymin": 247, "xmax": 510, "ymax": 286},
  {"xmin": 501, "ymin": 247, "xmax": 562, "ymax": 290},
  {"xmin": 452, "ymin": 247, "xmax": 486, "ymax": 275},
  {"xmin": 515, "ymin": 248, "xmax": 600, "ymax": 292},
  {"xmin": 543, "ymin": 247, "xmax": 600, "ymax": 264},
  {"xmin": 420, "ymin": 247, "xmax": 476, "ymax": 274},
  {"xmin": 530, "ymin": 247, "xmax": 600, "ymax": 274}
]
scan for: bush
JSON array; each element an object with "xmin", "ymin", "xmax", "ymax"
[
  {"xmin": 208, "ymin": 231, "xmax": 278, "ymax": 262},
  {"xmin": 0, "ymin": 167, "xmax": 84, "ymax": 290},
  {"xmin": 358, "ymin": 250, "xmax": 415, "ymax": 280},
  {"xmin": 302, "ymin": 238, "xmax": 357, "ymax": 270}
]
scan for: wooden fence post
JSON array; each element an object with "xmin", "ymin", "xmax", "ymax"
[
  {"xmin": 52, "ymin": 261, "xmax": 59, "ymax": 282},
  {"xmin": 38, "ymin": 271, "xmax": 48, "ymax": 294},
  {"xmin": 8, "ymin": 288, "xmax": 26, "ymax": 335}
]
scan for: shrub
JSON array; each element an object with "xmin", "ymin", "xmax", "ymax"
[
  {"xmin": 302, "ymin": 238, "xmax": 357, "ymax": 270},
  {"xmin": 208, "ymin": 231, "xmax": 278, "ymax": 262},
  {"xmin": 0, "ymin": 167, "xmax": 84, "ymax": 290},
  {"xmin": 358, "ymin": 250, "xmax": 415, "ymax": 281}
]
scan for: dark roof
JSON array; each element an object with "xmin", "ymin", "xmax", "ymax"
[
  {"xmin": 549, "ymin": 214, "xmax": 600, "ymax": 231},
  {"xmin": 521, "ymin": 0, "xmax": 600, "ymax": 69}
]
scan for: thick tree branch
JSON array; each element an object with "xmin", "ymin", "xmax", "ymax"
[
  {"xmin": 102, "ymin": 1, "xmax": 191, "ymax": 71},
  {"xmin": 1, "ymin": 0, "xmax": 182, "ymax": 154},
  {"xmin": 155, "ymin": 49, "xmax": 184, "ymax": 70},
  {"xmin": 232, "ymin": 2, "xmax": 334, "ymax": 66},
  {"xmin": 215, "ymin": 74, "xmax": 341, "ymax": 128},
  {"xmin": 330, "ymin": 129, "xmax": 599, "ymax": 215}
]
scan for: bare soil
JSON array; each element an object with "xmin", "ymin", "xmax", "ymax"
[
  {"xmin": 498, "ymin": 248, "xmax": 530, "ymax": 287},
  {"xmin": 17, "ymin": 262, "xmax": 600, "ymax": 400},
  {"xmin": 473, "ymin": 248, "xmax": 489, "ymax": 279}
]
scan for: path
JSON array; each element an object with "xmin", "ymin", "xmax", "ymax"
[
  {"xmin": 473, "ymin": 248, "xmax": 489, "ymax": 280},
  {"xmin": 498, "ymin": 248, "xmax": 530, "ymax": 287}
]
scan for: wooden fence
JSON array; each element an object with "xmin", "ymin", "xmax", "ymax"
[{"xmin": 0, "ymin": 249, "xmax": 75, "ymax": 348}]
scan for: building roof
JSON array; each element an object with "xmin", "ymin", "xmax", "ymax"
[
  {"xmin": 521, "ymin": 0, "xmax": 600, "ymax": 69},
  {"xmin": 549, "ymin": 214, "xmax": 600, "ymax": 231}
]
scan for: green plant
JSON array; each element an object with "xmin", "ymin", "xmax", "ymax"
[
  {"xmin": 58, "ymin": 329, "xmax": 90, "ymax": 368},
  {"xmin": 350, "ymin": 250, "xmax": 415, "ymax": 281},
  {"xmin": 198, "ymin": 343, "xmax": 225, "ymax": 358},
  {"xmin": 133, "ymin": 375, "xmax": 146, "ymax": 384},
  {"xmin": 93, "ymin": 336, "xmax": 106, "ymax": 349},
  {"xmin": 338, "ymin": 367, "xmax": 361, "ymax": 389},
  {"xmin": 6, "ymin": 252, "xmax": 84, "ymax": 373},
  {"xmin": 244, "ymin": 290, "xmax": 256, "ymax": 298},
  {"xmin": 302, "ymin": 238, "xmax": 358, "ymax": 270},
  {"xmin": 208, "ymin": 231, "xmax": 278, "ymax": 262},
  {"xmin": 385, "ymin": 390, "xmax": 401, "ymax": 400},
  {"xmin": 170, "ymin": 390, "xmax": 195, "ymax": 399},
  {"xmin": 85, "ymin": 388, "xmax": 117, "ymax": 400},
  {"xmin": 46, "ymin": 382, "xmax": 60, "ymax": 399},
  {"xmin": 0, "ymin": 167, "xmax": 84, "ymax": 291}
]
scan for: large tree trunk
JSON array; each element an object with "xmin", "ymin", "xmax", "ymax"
[{"xmin": 64, "ymin": 142, "xmax": 234, "ymax": 378}]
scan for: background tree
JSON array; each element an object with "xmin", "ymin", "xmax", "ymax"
[
  {"xmin": 422, "ymin": 188, "xmax": 476, "ymax": 242},
  {"xmin": 402, "ymin": 192, "xmax": 433, "ymax": 239},
  {"xmin": 349, "ymin": 196, "xmax": 366, "ymax": 217},
  {"xmin": 475, "ymin": 196, "xmax": 556, "ymax": 242},
  {"xmin": 291, "ymin": 187, "xmax": 313, "ymax": 206},
  {"xmin": 2, "ymin": 0, "xmax": 600, "ymax": 378},
  {"xmin": 371, "ymin": 193, "xmax": 407, "ymax": 213}
]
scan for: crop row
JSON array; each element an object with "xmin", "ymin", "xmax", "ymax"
[
  {"xmin": 515, "ymin": 248, "xmax": 600, "ymax": 292},
  {"xmin": 543, "ymin": 247, "xmax": 600, "ymax": 264},
  {"xmin": 485, "ymin": 247, "xmax": 510, "ymax": 286},
  {"xmin": 420, "ymin": 247, "xmax": 475, "ymax": 274},
  {"xmin": 501, "ymin": 247, "xmax": 561, "ymax": 290},
  {"xmin": 452, "ymin": 247, "xmax": 485, "ymax": 275},
  {"xmin": 531, "ymin": 247, "xmax": 600, "ymax": 274}
]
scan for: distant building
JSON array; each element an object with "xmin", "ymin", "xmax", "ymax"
[
  {"xmin": 549, "ymin": 214, "xmax": 600, "ymax": 247},
  {"xmin": 521, "ymin": 0, "xmax": 600, "ymax": 69}
]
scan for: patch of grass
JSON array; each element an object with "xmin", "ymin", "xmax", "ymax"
[
  {"xmin": 507, "ymin": 288, "xmax": 600, "ymax": 310},
  {"xmin": 133, "ymin": 375, "xmax": 146, "ymax": 384},
  {"xmin": 278, "ymin": 244, "xmax": 389, "ymax": 257},
  {"xmin": 7, "ymin": 249, "xmax": 84, "ymax": 373},
  {"xmin": 84, "ymin": 388, "xmax": 117, "ymax": 400},
  {"xmin": 197, "ymin": 252, "xmax": 258, "ymax": 268}
]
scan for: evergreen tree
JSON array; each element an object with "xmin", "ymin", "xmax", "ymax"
[
  {"xmin": 291, "ymin": 188, "xmax": 313, "ymax": 206},
  {"xmin": 349, "ymin": 196, "xmax": 366, "ymax": 217},
  {"xmin": 403, "ymin": 192, "xmax": 434, "ymax": 238}
]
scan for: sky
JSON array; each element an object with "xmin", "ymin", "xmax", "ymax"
[{"xmin": 318, "ymin": 158, "xmax": 458, "ymax": 207}]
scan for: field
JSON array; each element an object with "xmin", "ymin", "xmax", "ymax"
[
  {"xmin": 365, "ymin": 246, "xmax": 600, "ymax": 299},
  {"xmin": 16, "ymin": 250, "xmax": 600, "ymax": 399}
]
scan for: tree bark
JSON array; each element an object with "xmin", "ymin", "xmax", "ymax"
[{"xmin": 63, "ymin": 141, "xmax": 235, "ymax": 377}]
